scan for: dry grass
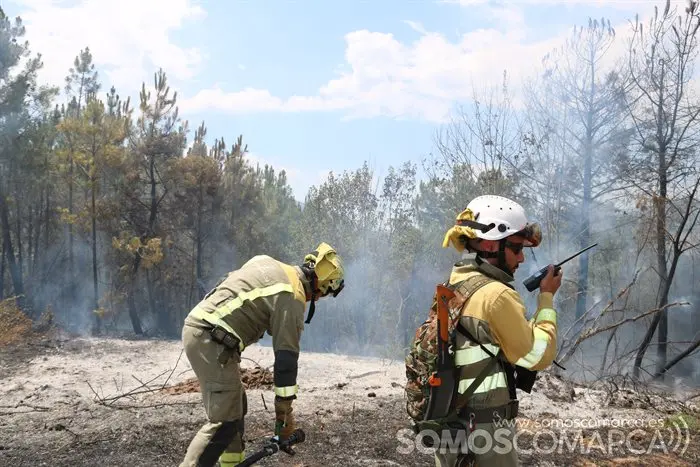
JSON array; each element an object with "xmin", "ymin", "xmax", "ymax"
[{"xmin": 0, "ymin": 297, "xmax": 32, "ymax": 346}]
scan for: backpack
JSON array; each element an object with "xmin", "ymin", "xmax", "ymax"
[{"xmin": 404, "ymin": 274, "xmax": 496, "ymax": 422}]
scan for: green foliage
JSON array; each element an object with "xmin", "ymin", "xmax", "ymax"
[{"xmin": 64, "ymin": 47, "xmax": 100, "ymax": 116}]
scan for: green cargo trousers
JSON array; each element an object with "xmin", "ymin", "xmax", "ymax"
[
  {"xmin": 434, "ymin": 422, "xmax": 518, "ymax": 467},
  {"xmin": 180, "ymin": 323, "xmax": 248, "ymax": 467}
]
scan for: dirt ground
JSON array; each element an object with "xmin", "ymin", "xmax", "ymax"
[{"xmin": 1, "ymin": 332, "xmax": 699, "ymax": 467}]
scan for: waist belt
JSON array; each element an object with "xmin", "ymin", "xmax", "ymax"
[{"xmin": 458, "ymin": 400, "xmax": 519, "ymax": 424}]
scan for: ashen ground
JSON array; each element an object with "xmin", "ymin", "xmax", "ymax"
[{"xmin": 0, "ymin": 333, "xmax": 698, "ymax": 467}]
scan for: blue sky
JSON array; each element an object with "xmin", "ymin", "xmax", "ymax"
[{"xmin": 4, "ymin": 0, "xmax": 676, "ymax": 200}]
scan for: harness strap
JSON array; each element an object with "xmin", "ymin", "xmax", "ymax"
[
  {"xmin": 452, "ymin": 274, "xmax": 520, "ymax": 402},
  {"xmin": 456, "ymin": 320, "xmax": 518, "ymax": 401}
]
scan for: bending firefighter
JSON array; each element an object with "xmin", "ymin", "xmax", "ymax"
[
  {"xmin": 179, "ymin": 243, "xmax": 345, "ymax": 467},
  {"xmin": 428, "ymin": 195, "xmax": 561, "ymax": 467}
]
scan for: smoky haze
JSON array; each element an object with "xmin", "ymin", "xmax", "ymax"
[{"xmin": 1, "ymin": 2, "xmax": 699, "ymax": 389}]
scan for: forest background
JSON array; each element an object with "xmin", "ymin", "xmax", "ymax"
[{"xmin": 1, "ymin": 1, "xmax": 699, "ymax": 385}]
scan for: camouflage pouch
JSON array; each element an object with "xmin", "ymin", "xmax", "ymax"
[
  {"xmin": 404, "ymin": 282, "xmax": 464, "ymax": 422},
  {"xmin": 404, "ymin": 274, "xmax": 496, "ymax": 423}
]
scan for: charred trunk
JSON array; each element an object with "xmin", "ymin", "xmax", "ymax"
[
  {"xmin": 91, "ymin": 179, "xmax": 101, "ymax": 336},
  {"xmin": 0, "ymin": 186, "xmax": 24, "ymax": 305}
]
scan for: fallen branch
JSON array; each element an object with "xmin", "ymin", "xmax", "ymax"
[
  {"xmin": 0, "ymin": 401, "xmax": 56, "ymax": 416},
  {"xmin": 241, "ymin": 356, "xmax": 263, "ymax": 368},
  {"xmin": 0, "ymin": 403, "xmax": 51, "ymax": 411},
  {"xmin": 177, "ymin": 368, "xmax": 193, "ymax": 378},
  {"xmin": 94, "ymin": 401, "xmax": 201, "ymax": 410},
  {"xmin": 88, "ymin": 368, "xmax": 171, "ymax": 406},
  {"xmin": 597, "ymin": 372, "xmax": 689, "ymax": 413},
  {"xmin": 599, "ymin": 327, "xmax": 619, "ymax": 377},
  {"xmin": 131, "ymin": 374, "xmax": 152, "ymax": 393},
  {"xmin": 653, "ymin": 336, "xmax": 700, "ymax": 380},
  {"xmin": 559, "ymin": 301, "xmax": 688, "ymax": 367},
  {"xmin": 558, "ymin": 270, "xmax": 641, "ymax": 362},
  {"xmin": 161, "ymin": 348, "xmax": 184, "ymax": 389},
  {"xmin": 0, "ymin": 409, "xmax": 50, "ymax": 416},
  {"xmin": 582, "ymin": 302, "xmax": 688, "ymax": 341},
  {"xmin": 87, "ymin": 354, "xmax": 274, "ymax": 409},
  {"xmin": 559, "ymin": 293, "xmax": 612, "ymax": 345}
]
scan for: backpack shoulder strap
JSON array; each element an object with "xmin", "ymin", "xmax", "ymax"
[
  {"xmin": 450, "ymin": 273, "xmax": 502, "ymax": 363},
  {"xmin": 427, "ymin": 278, "xmax": 465, "ymax": 314},
  {"xmin": 448, "ymin": 273, "xmax": 496, "ymax": 311}
]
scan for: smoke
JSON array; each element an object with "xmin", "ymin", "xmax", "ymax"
[
  {"xmin": 27, "ymin": 235, "xmax": 99, "ymax": 335},
  {"xmin": 523, "ymin": 167, "xmax": 700, "ymax": 386},
  {"xmin": 296, "ymin": 236, "xmax": 454, "ymax": 359}
]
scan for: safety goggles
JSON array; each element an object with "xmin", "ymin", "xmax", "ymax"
[
  {"xmin": 331, "ymin": 280, "xmax": 345, "ymax": 297},
  {"xmin": 319, "ymin": 278, "xmax": 345, "ymax": 298},
  {"xmin": 504, "ymin": 241, "xmax": 525, "ymax": 255}
]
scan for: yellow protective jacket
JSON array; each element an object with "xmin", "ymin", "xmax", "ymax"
[
  {"xmin": 450, "ymin": 254, "xmax": 558, "ymax": 409},
  {"xmin": 185, "ymin": 255, "xmax": 311, "ymax": 398}
]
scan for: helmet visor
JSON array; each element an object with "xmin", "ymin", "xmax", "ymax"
[{"xmin": 515, "ymin": 223, "xmax": 542, "ymax": 247}]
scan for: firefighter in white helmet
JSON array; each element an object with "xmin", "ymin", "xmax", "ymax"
[
  {"xmin": 180, "ymin": 243, "xmax": 344, "ymax": 467},
  {"xmin": 436, "ymin": 195, "xmax": 562, "ymax": 467}
]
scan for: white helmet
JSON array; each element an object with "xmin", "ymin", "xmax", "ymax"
[{"xmin": 465, "ymin": 195, "xmax": 541, "ymax": 247}]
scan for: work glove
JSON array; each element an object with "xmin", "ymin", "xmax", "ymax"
[{"xmin": 274, "ymin": 396, "xmax": 296, "ymax": 441}]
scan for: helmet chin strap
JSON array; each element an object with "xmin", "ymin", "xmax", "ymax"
[
  {"xmin": 496, "ymin": 239, "xmax": 510, "ymax": 274},
  {"xmin": 305, "ymin": 297, "xmax": 316, "ymax": 324},
  {"xmin": 301, "ymin": 263, "xmax": 318, "ymax": 324},
  {"xmin": 475, "ymin": 239, "xmax": 512, "ymax": 275}
]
